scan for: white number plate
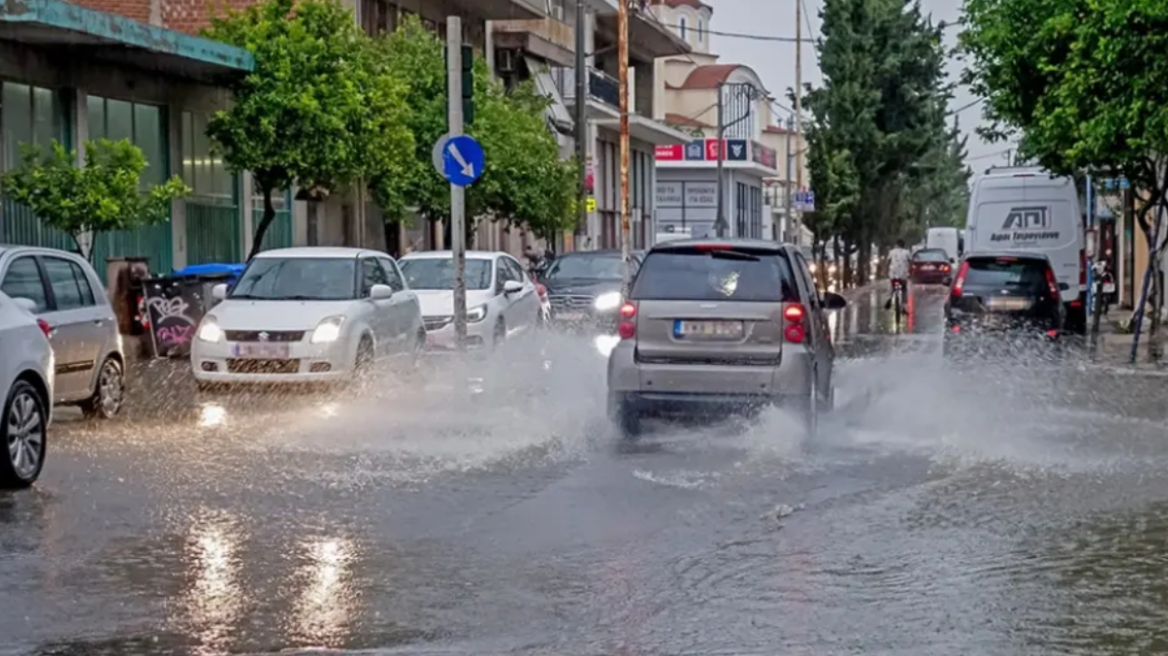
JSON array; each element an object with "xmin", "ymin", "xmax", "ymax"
[
  {"xmin": 986, "ymin": 296, "xmax": 1030, "ymax": 311},
  {"xmin": 674, "ymin": 320, "xmax": 745, "ymax": 339},
  {"xmin": 233, "ymin": 343, "xmax": 290, "ymax": 358},
  {"xmin": 556, "ymin": 311, "xmax": 587, "ymax": 321}
]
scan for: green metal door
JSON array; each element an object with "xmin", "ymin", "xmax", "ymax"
[
  {"xmin": 185, "ymin": 175, "xmax": 242, "ymax": 264},
  {"xmin": 255, "ymin": 189, "xmax": 294, "ymax": 251},
  {"xmin": 0, "ymin": 82, "xmax": 72, "ymax": 250}
]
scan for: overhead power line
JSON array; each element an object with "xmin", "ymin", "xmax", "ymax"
[{"xmin": 656, "ymin": 22, "xmax": 804, "ymax": 43}]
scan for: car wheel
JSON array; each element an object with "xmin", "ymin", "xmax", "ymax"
[
  {"xmin": 80, "ymin": 357, "xmax": 125, "ymax": 420},
  {"xmin": 1, "ymin": 380, "xmax": 46, "ymax": 489},
  {"xmin": 805, "ymin": 371, "xmax": 820, "ymax": 437},
  {"xmin": 608, "ymin": 393, "xmax": 641, "ymax": 439},
  {"xmin": 354, "ymin": 336, "xmax": 375, "ymax": 379}
]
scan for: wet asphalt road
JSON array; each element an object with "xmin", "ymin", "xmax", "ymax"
[{"xmin": 6, "ymin": 284, "xmax": 1168, "ymax": 656}]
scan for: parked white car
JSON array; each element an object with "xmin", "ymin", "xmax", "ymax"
[
  {"xmin": 0, "ymin": 291, "xmax": 53, "ymax": 488},
  {"xmin": 399, "ymin": 250, "xmax": 543, "ymax": 352},
  {"xmin": 190, "ymin": 247, "xmax": 424, "ymax": 386},
  {"xmin": 0, "ymin": 245, "xmax": 125, "ymax": 419}
]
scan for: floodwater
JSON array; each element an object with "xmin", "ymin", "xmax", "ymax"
[{"xmin": 3, "ymin": 284, "xmax": 1168, "ymax": 656}]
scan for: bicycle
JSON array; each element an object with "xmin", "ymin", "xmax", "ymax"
[{"xmin": 890, "ymin": 279, "xmax": 908, "ymax": 319}]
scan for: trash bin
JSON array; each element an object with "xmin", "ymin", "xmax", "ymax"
[
  {"xmin": 141, "ymin": 275, "xmax": 211, "ymax": 359},
  {"xmin": 173, "ymin": 263, "xmax": 246, "ymax": 311}
]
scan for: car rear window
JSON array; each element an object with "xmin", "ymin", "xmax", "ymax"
[
  {"xmin": 964, "ymin": 257, "xmax": 1050, "ymax": 291},
  {"xmin": 630, "ymin": 247, "xmax": 798, "ymax": 302},
  {"xmin": 914, "ymin": 249, "xmax": 948, "ymax": 262}
]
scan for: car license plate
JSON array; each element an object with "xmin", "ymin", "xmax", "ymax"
[
  {"xmin": 922, "ymin": 264, "xmax": 936, "ymax": 270},
  {"xmin": 674, "ymin": 320, "xmax": 744, "ymax": 339},
  {"xmin": 556, "ymin": 311, "xmax": 587, "ymax": 321},
  {"xmin": 986, "ymin": 296, "xmax": 1030, "ymax": 311},
  {"xmin": 233, "ymin": 343, "xmax": 290, "ymax": 358}
]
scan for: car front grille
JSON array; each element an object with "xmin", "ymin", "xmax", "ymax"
[
  {"xmin": 423, "ymin": 316, "xmax": 452, "ymax": 331},
  {"xmin": 224, "ymin": 330, "xmax": 305, "ymax": 342},
  {"xmin": 549, "ymin": 295, "xmax": 594, "ymax": 312},
  {"xmin": 226, "ymin": 359, "xmax": 301, "ymax": 374}
]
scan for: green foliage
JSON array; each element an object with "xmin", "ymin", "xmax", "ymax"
[
  {"xmin": 900, "ymin": 121, "xmax": 971, "ymax": 238},
  {"xmin": 961, "ymin": 0, "xmax": 1168, "ymax": 235},
  {"xmin": 204, "ymin": 0, "xmax": 414, "ymax": 258},
  {"xmin": 379, "ymin": 16, "xmax": 576, "ymax": 240},
  {"xmin": 802, "ymin": 0, "xmax": 955, "ymax": 281},
  {"xmin": 0, "ymin": 139, "xmax": 189, "ymax": 261}
]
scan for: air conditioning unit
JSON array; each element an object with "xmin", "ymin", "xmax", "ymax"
[{"xmin": 498, "ymin": 49, "xmax": 516, "ymax": 73}]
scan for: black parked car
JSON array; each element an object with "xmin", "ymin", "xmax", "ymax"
[
  {"xmin": 539, "ymin": 250, "xmax": 644, "ymax": 332},
  {"xmin": 944, "ymin": 251, "xmax": 1066, "ymax": 359}
]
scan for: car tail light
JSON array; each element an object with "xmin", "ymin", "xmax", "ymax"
[
  {"xmin": 617, "ymin": 302, "xmax": 637, "ymax": 339},
  {"xmin": 941, "ymin": 264, "xmax": 951, "ymax": 273},
  {"xmin": 692, "ymin": 243, "xmax": 733, "ymax": 251},
  {"xmin": 951, "ymin": 261, "xmax": 970, "ymax": 298},
  {"xmin": 1045, "ymin": 267, "xmax": 1061, "ymax": 301},
  {"xmin": 783, "ymin": 303, "xmax": 806, "ymax": 343},
  {"xmin": 36, "ymin": 319, "xmax": 51, "ymax": 338}
]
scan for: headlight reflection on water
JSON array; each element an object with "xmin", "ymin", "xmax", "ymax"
[
  {"xmin": 181, "ymin": 514, "xmax": 244, "ymax": 655},
  {"xmin": 199, "ymin": 403, "xmax": 227, "ymax": 428},
  {"xmin": 292, "ymin": 537, "xmax": 357, "ymax": 647}
]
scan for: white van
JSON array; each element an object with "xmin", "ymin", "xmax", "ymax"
[
  {"xmin": 965, "ymin": 166, "xmax": 1086, "ymax": 331},
  {"xmin": 925, "ymin": 227, "xmax": 961, "ymax": 262}
]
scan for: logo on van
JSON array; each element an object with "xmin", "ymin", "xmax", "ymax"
[{"xmin": 1001, "ymin": 206, "xmax": 1051, "ymax": 230}]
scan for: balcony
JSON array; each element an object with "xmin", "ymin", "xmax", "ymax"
[
  {"xmin": 493, "ymin": 17, "xmax": 576, "ymax": 68},
  {"xmin": 553, "ymin": 66, "xmax": 689, "ymax": 145},
  {"xmin": 554, "ymin": 67, "xmax": 621, "ymax": 109},
  {"xmin": 593, "ymin": 1, "xmax": 690, "ymax": 64},
  {"xmin": 451, "ymin": 0, "xmax": 545, "ymax": 20}
]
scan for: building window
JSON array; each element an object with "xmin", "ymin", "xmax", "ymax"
[
  {"xmin": 360, "ymin": 0, "xmax": 397, "ymax": 36},
  {"xmin": 750, "ymin": 185, "xmax": 763, "ymax": 238},
  {"xmin": 735, "ymin": 182, "xmax": 747, "ymax": 237},
  {"xmin": 1, "ymin": 82, "xmax": 63, "ymax": 172},
  {"xmin": 87, "ymin": 96, "xmax": 167, "ymax": 187},
  {"xmin": 679, "ymin": 17, "xmax": 687, "ymax": 39},
  {"xmin": 181, "ymin": 111, "xmax": 234, "ymax": 204}
]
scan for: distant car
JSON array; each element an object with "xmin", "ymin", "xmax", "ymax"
[
  {"xmin": 0, "ymin": 245, "xmax": 125, "ymax": 419},
  {"xmin": 191, "ymin": 247, "xmax": 424, "ymax": 386},
  {"xmin": 539, "ymin": 250, "xmax": 643, "ymax": 333},
  {"xmin": 0, "ymin": 291, "xmax": 53, "ymax": 488},
  {"xmin": 910, "ymin": 248, "xmax": 954, "ymax": 285},
  {"xmin": 944, "ymin": 251, "xmax": 1065, "ymax": 358},
  {"xmin": 606, "ymin": 239, "xmax": 847, "ymax": 438},
  {"xmin": 399, "ymin": 250, "xmax": 542, "ymax": 353}
]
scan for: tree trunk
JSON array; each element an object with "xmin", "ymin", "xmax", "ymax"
[
  {"xmin": 1147, "ymin": 196, "xmax": 1167, "ymax": 361},
  {"xmin": 841, "ymin": 236, "xmax": 853, "ymax": 288},
  {"xmin": 248, "ymin": 187, "xmax": 278, "ymax": 262}
]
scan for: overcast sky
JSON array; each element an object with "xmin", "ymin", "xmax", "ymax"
[{"xmin": 708, "ymin": 0, "xmax": 1016, "ymax": 168}]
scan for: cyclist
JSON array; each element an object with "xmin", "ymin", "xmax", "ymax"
[{"xmin": 885, "ymin": 239, "xmax": 911, "ymax": 311}]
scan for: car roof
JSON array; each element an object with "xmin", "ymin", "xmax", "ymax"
[
  {"xmin": 648, "ymin": 238, "xmax": 788, "ymax": 253},
  {"xmin": 0, "ymin": 244, "xmax": 93, "ymax": 265},
  {"xmin": 399, "ymin": 250, "xmax": 502, "ymax": 260},
  {"xmin": 255, "ymin": 246, "xmax": 387, "ymax": 259}
]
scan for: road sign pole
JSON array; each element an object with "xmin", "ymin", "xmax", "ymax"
[{"xmin": 447, "ymin": 15, "xmax": 467, "ymax": 352}]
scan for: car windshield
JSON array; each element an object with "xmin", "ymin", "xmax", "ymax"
[
  {"xmin": 400, "ymin": 258, "xmax": 492, "ymax": 290},
  {"xmin": 543, "ymin": 253, "xmax": 627, "ymax": 281},
  {"xmin": 964, "ymin": 257, "xmax": 1049, "ymax": 292},
  {"xmin": 632, "ymin": 248, "xmax": 798, "ymax": 302},
  {"xmin": 230, "ymin": 257, "xmax": 356, "ymax": 301},
  {"xmin": 914, "ymin": 249, "xmax": 949, "ymax": 262}
]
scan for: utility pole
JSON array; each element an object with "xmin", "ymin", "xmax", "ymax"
[
  {"xmin": 794, "ymin": 0, "xmax": 803, "ymax": 190},
  {"xmin": 618, "ymin": 0, "xmax": 631, "ymax": 293},
  {"xmin": 784, "ymin": 114, "xmax": 793, "ymax": 242},
  {"xmin": 447, "ymin": 16, "xmax": 467, "ymax": 350},
  {"xmin": 575, "ymin": 0, "xmax": 587, "ymax": 247},
  {"xmin": 715, "ymin": 81, "xmax": 726, "ymax": 237}
]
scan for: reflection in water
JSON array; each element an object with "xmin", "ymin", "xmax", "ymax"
[
  {"xmin": 290, "ymin": 537, "xmax": 358, "ymax": 648},
  {"xmin": 594, "ymin": 334, "xmax": 619, "ymax": 358},
  {"xmin": 181, "ymin": 512, "xmax": 244, "ymax": 655},
  {"xmin": 319, "ymin": 402, "xmax": 340, "ymax": 418},
  {"xmin": 199, "ymin": 403, "xmax": 227, "ymax": 428}
]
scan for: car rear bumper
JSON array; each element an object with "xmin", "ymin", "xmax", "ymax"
[
  {"xmin": 911, "ymin": 272, "xmax": 951, "ymax": 284},
  {"xmin": 606, "ymin": 341, "xmax": 812, "ymax": 397},
  {"xmin": 611, "ymin": 390, "xmax": 806, "ymax": 417}
]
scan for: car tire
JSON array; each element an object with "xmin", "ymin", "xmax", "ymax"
[
  {"xmin": 608, "ymin": 393, "xmax": 642, "ymax": 439},
  {"xmin": 80, "ymin": 356, "xmax": 125, "ymax": 420},
  {"xmin": 1, "ymin": 379, "xmax": 47, "ymax": 489},
  {"xmin": 805, "ymin": 372, "xmax": 820, "ymax": 437},
  {"xmin": 354, "ymin": 336, "xmax": 374, "ymax": 380}
]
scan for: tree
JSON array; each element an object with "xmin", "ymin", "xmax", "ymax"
[
  {"xmin": 804, "ymin": 120, "xmax": 859, "ymax": 286},
  {"xmin": 379, "ymin": 16, "xmax": 576, "ymax": 242},
  {"xmin": 1, "ymin": 139, "xmax": 189, "ymax": 262},
  {"xmin": 204, "ymin": 0, "xmax": 414, "ymax": 260},
  {"xmin": 961, "ymin": 0, "xmax": 1168, "ymax": 354}
]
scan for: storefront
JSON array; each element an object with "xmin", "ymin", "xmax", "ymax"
[{"xmin": 654, "ymin": 138, "xmax": 778, "ymax": 240}]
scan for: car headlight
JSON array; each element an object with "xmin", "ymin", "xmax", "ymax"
[
  {"xmin": 467, "ymin": 305, "xmax": 487, "ymax": 323},
  {"xmin": 197, "ymin": 317, "xmax": 222, "ymax": 343},
  {"xmin": 310, "ymin": 316, "xmax": 346, "ymax": 343},
  {"xmin": 594, "ymin": 291, "xmax": 622, "ymax": 311}
]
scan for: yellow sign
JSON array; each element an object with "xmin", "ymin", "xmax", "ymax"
[{"xmin": 585, "ymin": 196, "xmax": 597, "ymax": 212}]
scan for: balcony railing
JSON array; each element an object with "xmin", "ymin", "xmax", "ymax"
[{"xmin": 552, "ymin": 67, "xmax": 621, "ymax": 109}]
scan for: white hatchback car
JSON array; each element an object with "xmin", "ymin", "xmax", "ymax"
[
  {"xmin": 191, "ymin": 247, "xmax": 424, "ymax": 386},
  {"xmin": 398, "ymin": 250, "xmax": 543, "ymax": 352},
  {"xmin": 0, "ymin": 291, "xmax": 54, "ymax": 488},
  {"xmin": 0, "ymin": 245, "xmax": 125, "ymax": 419}
]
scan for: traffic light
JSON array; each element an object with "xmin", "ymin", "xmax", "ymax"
[{"xmin": 445, "ymin": 44, "xmax": 474, "ymax": 127}]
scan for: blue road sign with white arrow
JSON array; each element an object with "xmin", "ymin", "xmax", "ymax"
[{"xmin": 440, "ymin": 134, "xmax": 485, "ymax": 187}]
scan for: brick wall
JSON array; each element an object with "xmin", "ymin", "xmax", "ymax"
[
  {"xmin": 163, "ymin": 0, "xmax": 257, "ymax": 34},
  {"xmin": 70, "ymin": 0, "xmax": 152, "ymax": 24}
]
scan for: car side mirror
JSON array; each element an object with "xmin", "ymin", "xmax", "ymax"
[
  {"xmin": 369, "ymin": 283, "xmax": 395, "ymax": 300},
  {"xmin": 11, "ymin": 297, "xmax": 37, "ymax": 314},
  {"xmin": 1059, "ymin": 282, "xmax": 1070, "ymax": 291},
  {"xmin": 211, "ymin": 284, "xmax": 228, "ymax": 301},
  {"xmin": 503, "ymin": 280, "xmax": 523, "ymax": 294},
  {"xmin": 822, "ymin": 292, "xmax": 847, "ymax": 310}
]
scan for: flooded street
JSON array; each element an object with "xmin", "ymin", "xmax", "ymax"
[{"xmin": 5, "ymin": 284, "xmax": 1168, "ymax": 656}]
